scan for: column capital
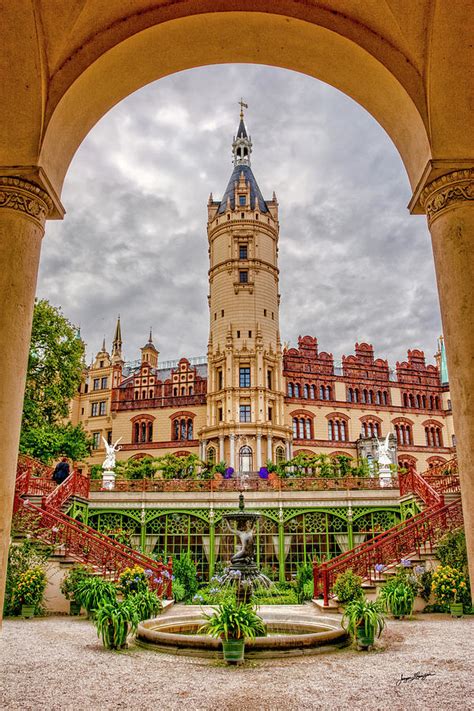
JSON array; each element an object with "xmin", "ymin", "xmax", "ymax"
[
  {"xmin": 420, "ymin": 168, "xmax": 474, "ymax": 225},
  {"xmin": 0, "ymin": 176, "xmax": 54, "ymax": 228}
]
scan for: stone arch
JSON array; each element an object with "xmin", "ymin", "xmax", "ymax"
[{"xmin": 37, "ymin": 7, "xmax": 433, "ymax": 198}]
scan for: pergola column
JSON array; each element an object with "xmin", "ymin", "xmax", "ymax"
[
  {"xmin": 420, "ymin": 168, "xmax": 474, "ymax": 588},
  {"xmin": 0, "ymin": 177, "xmax": 53, "ymax": 620}
]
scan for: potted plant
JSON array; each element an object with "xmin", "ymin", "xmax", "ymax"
[
  {"xmin": 94, "ymin": 599, "xmax": 139, "ymax": 649},
  {"xmin": 129, "ymin": 589, "xmax": 162, "ymax": 621},
  {"xmin": 12, "ymin": 566, "xmax": 47, "ymax": 618},
  {"xmin": 60, "ymin": 565, "xmax": 94, "ymax": 615},
  {"xmin": 379, "ymin": 578, "xmax": 415, "ymax": 619},
  {"xmin": 199, "ymin": 598, "xmax": 266, "ymax": 663},
  {"xmin": 75, "ymin": 575, "xmax": 117, "ymax": 618},
  {"xmin": 118, "ymin": 565, "xmax": 148, "ymax": 597},
  {"xmin": 342, "ymin": 598, "xmax": 385, "ymax": 650},
  {"xmin": 431, "ymin": 565, "xmax": 469, "ymax": 616}
]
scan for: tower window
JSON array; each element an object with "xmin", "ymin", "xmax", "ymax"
[
  {"xmin": 256, "ymin": 214, "xmax": 259, "ymax": 220},
  {"xmin": 248, "ymin": 330, "xmax": 252, "ymax": 338},
  {"xmin": 264, "ymin": 309, "xmax": 267, "ymax": 317},
  {"xmin": 237, "ymin": 330, "xmax": 240, "ymax": 338},
  {"xmin": 268, "ymin": 406, "xmax": 273, "ymax": 422},
  {"xmin": 218, "ymin": 369, "xmax": 223, "ymax": 390},
  {"xmin": 239, "ymin": 367, "xmax": 251, "ymax": 388},
  {"xmin": 241, "ymin": 213, "xmax": 245, "ymax": 219},
  {"xmin": 239, "ymin": 244, "xmax": 248, "ymax": 259},
  {"xmin": 221, "ymin": 309, "xmax": 224, "ymax": 317},
  {"xmin": 239, "ymin": 195, "xmax": 246, "ymax": 206},
  {"xmin": 239, "ymin": 405, "xmax": 251, "ymax": 423},
  {"xmin": 239, "ymin": 271, "xmax": 248, "ymax": 283}
]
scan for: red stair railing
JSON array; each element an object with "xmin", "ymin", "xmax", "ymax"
[
  {"xmin": 314, "ymin": 498, "xmax": 463, "ymax": 605},
  {"xmin": 14, "ymin": 455, "xmax": 173, "ymax": 597},
  {"xmin": 314, "ymin": 457, "xmax": 462, "ymax": 604}
]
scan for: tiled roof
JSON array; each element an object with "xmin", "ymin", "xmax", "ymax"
[{"xmin": 217, "ymin": 164, "xmax": 269, "ymax": 214}]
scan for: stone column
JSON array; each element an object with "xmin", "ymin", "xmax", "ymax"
[
  {"xmin": 267, "ymin": 433, "xmax": 273, "ymax": 463},
  {"xmin": 0, "ymin": 177, "xmax": 53, "ymax": 621},
  {"xmin": 229, "ymin": 433, "xmax": 235, "ymax": 471},
  {"xmin": 420, "ymin": 168, "xmax": 474, "ymax": 588},
  {"xmin": 256, "ymin": 433, "xmax": 262, "ymax": 470},
  {"xmin": 219, "ymin": 434, "xmax": 225, "ymax": 463},
  {"xmin": 285, "ymin": 439, "xmax": 291, "ymax": 460}
]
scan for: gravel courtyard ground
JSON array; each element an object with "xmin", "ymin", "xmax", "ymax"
[{"xmin": 0, "ymin": 612, "xmax": 472, "ymax": 711}]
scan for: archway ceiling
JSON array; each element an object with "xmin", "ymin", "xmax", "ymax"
[{"xmin": 1, "ymin": 1, "xmax": 473, "ymax": 213}]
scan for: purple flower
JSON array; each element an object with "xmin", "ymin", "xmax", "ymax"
[
  {"xmin": 414, "ymin": 565, "xmax": 425, "ymax": 575},
  {"xmin": 375, "ymin": 563, "xmax": 386, "ymax": 573},
  {"xmin": 224, "ymin": 467, "xmax": 234, "ymax": 479},
  {"xmin": 401, "ymin": 559, "xmax": 412, "ymax": 567},
  {"xmin": 259, "ymin": 467, "xmax": 269, "ymax": 479},
  {"xmin": 144, "ymin": 569, "xmax": 153, "ymax": 578}
]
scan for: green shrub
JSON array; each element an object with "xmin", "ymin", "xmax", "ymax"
[
  {"xmin": 4, "ymin": 536, "xmax": 52, "ymax": 616},
  {"xmin": 252, "ymin": 588, "xmax": 299, "ymax": 605},
  {"xmin": 295, "ymin": 562, "xmax": 314, "ymax": 602},
  {"xmin": 60, "ymin": 565, "xmax": 94, "ymax": 601},
  {"xmin": 173, "ymin": 552, "xmax": 198, "ymax": 601},
  {"xmin": 172, "ymin": 580, "xmax": 187, "ymax": 602},
  {"xmin": 75, "ymin": 576, "xmax": 117, "ymax": 616},
  {"xmin": 94, "ymin": 599, "xmax": 139, "ymax": 649},
  {"xmin": 129, "ymin": 589, "xmax": 161, "ymax": 621},
  {"xmin": 11, "ymin": 567, "xmax": 47, "ymax": 613},
  {"xmin": 333, "ymin": 570, "xmax": 364, "ymax": 604},
  {"xmin": 431, "ymin": 565, "xmax": 470, "ymax": 611},
  {"xmin": 436, "ymin": 529, "xmax": 468, "ymax": 574},
  {"xmin": 379, "ymin": 579, "xmax": 414, "ymax": 618}
]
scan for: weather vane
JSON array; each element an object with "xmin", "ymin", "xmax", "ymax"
[{"xmin": 239, "ymin": 98, "xmax": 248, "ymax": 118}]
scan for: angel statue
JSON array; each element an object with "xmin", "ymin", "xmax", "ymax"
[
  {"xmin": 102, "ymin": 436, "xmax": 122, "ymax": 471},
  {"xmin": 377, "ymin": 433, "xmax": 393, "ymax": 466}
]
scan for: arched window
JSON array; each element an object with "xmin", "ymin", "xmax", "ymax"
[
  {"xmin": 239, "ymin": 446, "xmax": 253, "ymax": 473},
  {"xmin": 319, "ymin": 385, "xmax": 324, "ymax": 399},
  {"xmin": 189, "ymin": 386, "xmax": 193, "ymax": 396},
  {"xmin": 362, "ymin": 389, "xmax": 367, "ymax": 404},
  {"xmin": 149, "ymin": 389, "xmax": 154, "ymax": 399},
  {"xmin": 303, "ymin": 384, "xmax": 309, "ymax": 399},
  {"xmin": 187, "ymin": 419, "xmax": 193, "ymax": 439},
  {"xmin": 395, "ymin": 422, "xmax": 412, "ymax": 446},
  {"xmin": 435, "ymin": 396, "xmax": 440, "ymax": 409},
  {"xmin": 310, "ymin": 385, "xmax": 316, "ymax": 399},
  {"xmin": 298, "ymin": 418, "xmax": 305, "ymax": 439},
  {"xmin": 174, "ymin": 419, "xmax": 179, "ymax": 440},
  {"xmin": 207, "ymin": 446, "xmax": 216, "ymax": 464},
  {"xmin": 134, "ymin": 422, "xmax": 139, "ymax": 442},
  {"xmin": 348, "ymin": 387, "xmax": 353, "ymax": 403},
  {"xmin": 305, "ymin": 418, "xmax": 311, "ymax": 440},
  {"xmin": 292, "ymin": 418, "xmax": 298, "ymax": 438},
  {"xmin": 171, "ymin": 414, "xmax": 195, "ymax": 441},
  {"xmin": 422, "ymin": 395, "xmax": 427, "ymax": 408},
  {"xmin": 288, "ymin": 382, "xmax": 294, "ymax": 397},
  {"xmin": 327, "ymin": 417, "xmax": 347, "ymax": 442},
  {"xmin": 181, "ymin": 386, "xmax": 185, "ymax": 396},
  {"xmin": 409, "ymin": 393, "xmax": 414, "ymax": 407},
  {"xmin": 361, "ymin": 422, "xmax": 367, "ymax": 437},
  {"xmin": 416, "ymin": 394, "xmax": 421, "ymax": 408},
  {"xmin": 403, "ymin": 393, "xmax": 408, "ymax": 407},
  {"xmin": 142, "ymin": 390, "xmax": 146, "ymax": 399},
  {"xmin": 354, "ymin": 388, "xmax": 359, "ymax": 403},
  {"xmin": 173, "ymin": 387, "xmax": 178, "ymax": 397},
  {"xmin": 326, "ymin": 386, "xmax": 331, "ymax": 400},
  {"xmin": 275, "ymin": 446, "xmax": 285, "ymax": 464},
  {"xmin": 132, "ymin": 415, "xmax": 155, "ymax": 444},
  {"xmin": 147, "ymin": 422, "xmax": 153, "ymax": 442},
  {"xmin": 376, "ymin": 391, "xmax": 382, "ymax": 405},
  {"xmin": 368, "ymin": 390, "xmax": 374, "ymax": 404},
  {"xmin": 294, "ymin": 383, "xmax": 300, "ymax": 398},
  {"xmin": 429, "ymin": 395, "xmax": 434, "ymax": 409},
  {"xmin": 383, "ymin": 391, "xmax": 388, "ymax": 405}
]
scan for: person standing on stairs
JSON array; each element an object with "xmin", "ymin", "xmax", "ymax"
[{"xmin": 52, "ymin": 456, "xmax": 70, "ymax": 485}]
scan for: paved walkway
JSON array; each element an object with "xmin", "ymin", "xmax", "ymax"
[{"xmin": 0, "ymin": 612, "xmax": 472, "ymax": 710}]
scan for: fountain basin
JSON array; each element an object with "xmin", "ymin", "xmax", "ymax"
[{"xmin": 136, "ymin": 606, "xmax": 349, "ymax": 657}]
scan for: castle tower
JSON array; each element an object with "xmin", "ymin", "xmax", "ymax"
[
  {"xmin": 141, "ymin": 329, "xmax": 159, "ymax": 368},
  {"xmin": 201, "ymin": 106, "xmax": 291, "ymax": 471}
]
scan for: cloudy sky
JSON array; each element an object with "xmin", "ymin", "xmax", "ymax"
[{"xmin": 37, "ymin": 64, "xmax": 442, "ymax": 369}]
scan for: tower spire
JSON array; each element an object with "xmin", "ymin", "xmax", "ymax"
[
  {"xmin": 111, "ymin": 315, "xmax": 123, "ymax": 362},
  {"xmin": 233, "ymin": 100, "xmax": 252, "ymax": 167}
]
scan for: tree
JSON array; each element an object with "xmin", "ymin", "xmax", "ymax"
[{"xmin": 19, "ymin": 299, "xmax": 92, "ymax": 463}]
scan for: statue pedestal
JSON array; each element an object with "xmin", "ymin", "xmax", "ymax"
[
  {"xmin": 102, "ymin": 470, "xmax": 116, "ymax": 490},
  {"xmin": 379, "ymin": 464, "xmax": 392, "ymax": 488}
]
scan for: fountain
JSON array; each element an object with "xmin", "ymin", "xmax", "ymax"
[
  {"xmin": 135, "ymin": 492, "xmax": 348, "ymax": 657},
  {"xmin": 218, "ymin": 493, "xmax": 272, "ymax": 602}
]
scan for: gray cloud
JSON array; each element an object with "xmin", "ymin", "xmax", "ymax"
[{"xmin": 37, "ymin": 65, "xmax": 442, "ymax": 368}]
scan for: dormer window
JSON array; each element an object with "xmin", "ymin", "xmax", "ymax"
[{"xmin": 239, "ymin": 195, "xmax": 246, "ymax": 206}]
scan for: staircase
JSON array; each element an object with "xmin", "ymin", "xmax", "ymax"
[
  {"xmin": 14, "ymin": 455, "xmax": 172, "ymax": 597},
  {"xmin": 313, "ymin": 458, "xmax": 462, "ymax": 605}
]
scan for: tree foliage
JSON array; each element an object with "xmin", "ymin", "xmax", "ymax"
[{"xmin": 19, "ymin": 299, "xmax": 92, "ymax": 462}]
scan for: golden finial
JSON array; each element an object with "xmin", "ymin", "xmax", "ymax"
[{"xmin": 238, "ymin": 98, "xmax": 248, "ymax": 119}]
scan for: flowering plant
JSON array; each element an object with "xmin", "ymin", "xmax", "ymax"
[
  {"xmin": 259, "ymin": 467, "xmax": 269, "ymax": 479},
  {"xmin": 12, "ymin": 566, "xmax": 47, "ymax": 609},
  {"xmin": 224, "ymin": 467, "xmax": 234, "ymax": 479},
  {"xmin": 118, "ymin": 565, "xmax": 148, "ymax": 596},
  {"xmin": 431, "ymin": 565, "xmax": 468, "ymax": 609}
]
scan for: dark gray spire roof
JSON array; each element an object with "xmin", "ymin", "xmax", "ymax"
[
  {"xmin": 217, "ymin": 165, "xmax": 269, "ymax": 214},
  {"xmin": 237, "ymin": 118, "xmax": 247, "ymax": 138}
]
